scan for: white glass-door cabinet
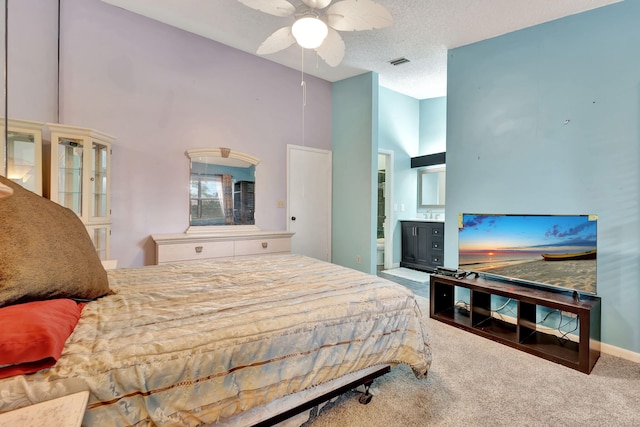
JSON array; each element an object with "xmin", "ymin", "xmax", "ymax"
[
  {"xmin": 0, "ymin": 118, "xmax": 45, "ymax": 195},
  {"xmin": 46, "ymin": 123, "xmax": 114, "ymax": 261}
]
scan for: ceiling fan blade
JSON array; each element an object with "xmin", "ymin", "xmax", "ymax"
[
  {"xmin": 315, "ymin": 28, "xmax": 345, "ymax": 67},
  {"xmin": 327, "ymin": 0, "xmax": 393, "ymax": 31},
  {"xmin": 237, "ymin": 0, "xmax": 295, "ymax": 17},
  {"xmin": 301, "ymin": 0, "xmax": 333, "ymax": 9},
  {"xmin": 256, "ymin": 26, "xmax": 296, "ymax": 55}
]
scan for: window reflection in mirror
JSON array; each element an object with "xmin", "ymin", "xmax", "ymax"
[
  {"xmin": 417, "ymin": 166, "xmax": 446, "ymax": 209},
  {"xmin": 190, "ymin": 163, "xmax": 255, "ymax": 226},
  {"xmin": 186, "ymin": 148, "xmax": 259, "ymax": 229}
]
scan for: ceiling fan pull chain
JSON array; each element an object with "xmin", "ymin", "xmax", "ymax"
[
  {"xmin": 301, "ymin": 46, "xmax": 306, "ymax": 146},
  {"xmin": 301, "ymin": 46, "xmax": 307, "ymax": 107},
  {"xmin": 301, "ymin": 80, "xmax": 307, "ymax": 107},
  {"xmin": 301, "ymin": 79, "xmax": 307, "ymax": 145}
]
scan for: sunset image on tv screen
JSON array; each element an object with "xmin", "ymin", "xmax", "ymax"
[{"xmin": 459, "ymin": 214, "xmax": 597, "ymax": 294}]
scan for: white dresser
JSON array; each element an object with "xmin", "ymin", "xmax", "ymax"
[{"xmin": 152, "ymin": 230, "xmax": 294, "ymax": 265}]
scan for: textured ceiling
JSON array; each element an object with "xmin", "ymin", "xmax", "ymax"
[{"xmin": 100, "ymin": 0, "xmax": 621, "ymax": 100}]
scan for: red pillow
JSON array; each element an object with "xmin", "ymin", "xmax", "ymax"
[{"xmin": 0, "ymin": 299, "xmax": 85, "ymax": 379}]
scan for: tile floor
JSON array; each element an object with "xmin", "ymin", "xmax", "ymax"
[{"xmin": 377, "ymin": 268, "xmax": 430, "ymax": 299}]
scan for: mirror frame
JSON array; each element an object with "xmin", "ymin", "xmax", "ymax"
[
  {"xmin": 185, "ymin": 148, "xmax": 260, "ymax": 234},
  {"xmin": 417, "ymin": 165, "xmax": 446, "ymax": 211}
]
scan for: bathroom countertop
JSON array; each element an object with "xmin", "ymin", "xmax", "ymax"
[{"xmin": 402, "ymin": 218, "xmax": 445, "ymax": 222}]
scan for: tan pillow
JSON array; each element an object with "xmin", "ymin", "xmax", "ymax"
[{"xmin": 0, "ymin": 176, "xmax": 111, "ymax": 307}]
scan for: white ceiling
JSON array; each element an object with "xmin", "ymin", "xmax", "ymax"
[{"xmin": 100, "ymin": 0, "xmax": 621, "ymax": 100}]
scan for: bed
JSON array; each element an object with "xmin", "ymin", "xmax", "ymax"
[{"xmin": 0, "ymin": 177, "xmax": 431, "ymax": 426}]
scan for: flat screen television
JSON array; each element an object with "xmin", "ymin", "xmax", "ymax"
[{"xmin": 458, "ymin": 214, "xmax": 597, "ymax": 295}]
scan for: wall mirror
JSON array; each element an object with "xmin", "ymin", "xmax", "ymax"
[
  {"xmin": 186, "ymin": 148, "xmax": 259, "ymax": 233},
  {"xmin": 417, "ymin": 165, "xmax": 446, "ymax": 210}
]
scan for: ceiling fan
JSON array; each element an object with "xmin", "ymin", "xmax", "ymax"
[{"xmin": 237, "ymin": 0, "xmax": 393, "ymax": 67}]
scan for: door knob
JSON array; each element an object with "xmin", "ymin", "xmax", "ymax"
[{"xmin": 291, "ymin": 216, "xmax": 296, "ymax": 221}]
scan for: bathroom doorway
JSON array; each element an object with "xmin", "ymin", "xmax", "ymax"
[{"xmin": 377, "ymin": 150, "xmax": 393, "ymax": 270}]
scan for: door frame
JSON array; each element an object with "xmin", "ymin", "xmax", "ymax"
[{"xmin": 378, "ymin": 149, "xmax": 394, "ymax": 270}]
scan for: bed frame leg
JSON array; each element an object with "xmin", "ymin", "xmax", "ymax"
[{"xmin": 358, "ymin": 380, "xmax": 374, "ymax": 405}]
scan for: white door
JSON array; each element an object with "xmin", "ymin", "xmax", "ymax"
[{"xmin": 287, "ymin": 145, "xmax": 332, "ymax": 262}]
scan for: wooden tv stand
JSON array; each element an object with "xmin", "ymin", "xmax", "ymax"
[{"xmin": 430, "ymin": 274, "xmax": 601, "ymax": 374}]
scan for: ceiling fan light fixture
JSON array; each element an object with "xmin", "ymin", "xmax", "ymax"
[{"xmin": 291, "ymin": 16, "xmax": 328, "ymax": 49}]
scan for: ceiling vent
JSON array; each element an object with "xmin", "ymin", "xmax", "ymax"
[{"xmin": 389, "ymin": 57, "xmax": 410, "ymax": 66}]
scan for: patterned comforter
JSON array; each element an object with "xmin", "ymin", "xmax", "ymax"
[{"xmin": 0, "ymin": 254, "xmax": 431, "ymax": 426}]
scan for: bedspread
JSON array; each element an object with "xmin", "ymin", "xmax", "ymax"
[{"xmin": 0, "ymin": 253, "xmax": 431, "ymax": 426}]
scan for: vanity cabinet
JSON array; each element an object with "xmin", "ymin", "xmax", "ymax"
[
  {"xmin": 400, "ymin": 221, "xmax": 444, "ymax": 272},
  {"xmin": 46, "ymin": 123, "xmax": 114, "ymax": 260},
  {"xmin": 0, "ymin": 118, "xmax": 45, "ymax": 195}
]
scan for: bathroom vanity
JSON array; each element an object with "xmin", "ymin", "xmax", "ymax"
[{"xmin": 400, "ymin": 220, "xmax": 444, "ymax": 272}]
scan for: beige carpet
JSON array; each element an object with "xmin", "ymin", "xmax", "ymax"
[{"xmin": 306, "ymin": 296, "xmax": 640, "ymax": 427}]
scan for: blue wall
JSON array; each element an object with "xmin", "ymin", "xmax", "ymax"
[
  {"xmin": 191, "ymin": 163, "xmax": 255, "ymax": 182},
  {"xmin": 332, "ymin": 73, "xmax": 379, "ymax": 273},
  {"xmin": 446, "ymin": 1, "xmax": 640, "ymax": 354},
  {"xmin": 332, "ymin": 80, "xmax": 424, "ymax": 270},
  {"xmin": 378, "ymin": 87, "xmax": 420, "ymax": 265},
  {"xmin": 419, "ymin": 96, "xmax": 447, "ymax": 154}
]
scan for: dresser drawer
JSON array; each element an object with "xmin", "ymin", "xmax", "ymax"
[
  {"xmin": 234, "ymin": 238, "xmax": 291, "ymax": 256},
  {"xmin": 156, "ymin": 241, "xmax": 234, "ymax": 264},
  {"xmin": 152, "ymin": 230, "xmax": 294, "ymax": 265}
]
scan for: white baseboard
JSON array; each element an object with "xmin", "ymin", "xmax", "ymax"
[{"xmin": 601, "ymin": 343, "xmax": 640, "ymax": 363}]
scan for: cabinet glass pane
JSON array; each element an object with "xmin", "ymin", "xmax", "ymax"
[
  {"xmin": 91, "ymin": 226, "xmax": 108, "ymax": 261},
  {"xmin": 92, "ymin": 142, "xmax": 109, "ymax": 218},
  {"xmin": 7, "ymin": 131, "xmax": 36, "ymax": 192},
  {"xmin": 58, "ymin": 138, "xmax": 83, "ymax": 215}
]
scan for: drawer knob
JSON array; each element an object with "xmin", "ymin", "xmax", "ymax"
[
  {"xmin": 195, "ymin": 246, "xmax": 203, "ymax": 253},
  {"xmin": 262, "ymin": 242, "xmax": 268, "ymax": 249}
]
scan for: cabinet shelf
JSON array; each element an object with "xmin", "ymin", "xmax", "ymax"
[
  {"xmin": 48, "ymin": 123, "xmax": 114, "ymax": 260},
  {"xmin": 431, "ymin": 306, "xmax": 473, "ymax": 328},
  {"xmin": 473, "ymin": 316, "xmax": 518, "ymax": 342},
  {"xmin": 430, "ymin": 274, "xmax": 601, "ymax": 374},
  {"xmin": 520, "ymin": 331, "xmax": 580, "ymax": 364}
]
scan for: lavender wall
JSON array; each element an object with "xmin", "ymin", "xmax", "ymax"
[
  {"xmin": 58, "ymin": 0, "xmax": 332, "ymax": 267},
  {"xmin": 1, "ymin": 0, "xmax": 58, "ymax": 121}
]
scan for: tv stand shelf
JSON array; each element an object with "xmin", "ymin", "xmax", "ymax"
[{"xmin": 430, "ymin": 274, "xmax": 601, "ymax": 374}]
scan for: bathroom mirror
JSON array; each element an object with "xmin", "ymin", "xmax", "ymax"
[
  {"xmin": 186, "ymin": 148, "xmax": 259, "ymax": 232},
  {"xmin": 417, "ymin": 166, "xmax": 446, "ymax": 210}
]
